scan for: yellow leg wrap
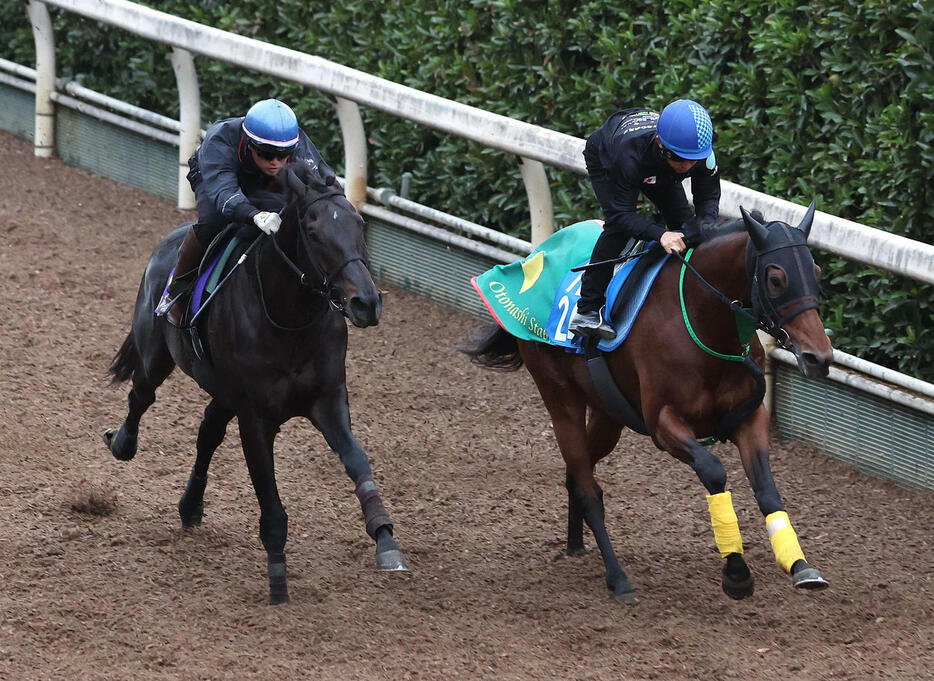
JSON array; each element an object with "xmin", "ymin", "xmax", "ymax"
[
  {"xmin": 707, "ymin": 492, "xmax": 743, "ymax": 557},
  {"xmin": 766, "ymin": 511, "xmax": 806, "ymax": 573}
]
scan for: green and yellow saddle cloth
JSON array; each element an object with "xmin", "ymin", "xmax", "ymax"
[{"xmin": 471, "ymin": 220, "xmax": 671, "ymax": 352}]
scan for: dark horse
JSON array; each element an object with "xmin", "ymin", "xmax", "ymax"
[
  {"xmin": 105, "ymin": 161, "xmax": 407, "ymax": 604},
  {"xmin": 466, "ymin": 204, "xmax": 831, "ymax": 601}
]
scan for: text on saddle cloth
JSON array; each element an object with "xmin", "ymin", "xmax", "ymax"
[{"xmin": 471, "ymin": 220, "xmax": 670, "ymax": 354}]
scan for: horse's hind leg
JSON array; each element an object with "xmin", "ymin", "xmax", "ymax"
[
  {"xmin": 308, "ymin": 391, "xmax": 408, "ymax": 572},
  {"xmin": 549, "ymin": 403, "xmax": 634, "ymax": 601},
  {"xmin": 733, "ymin": 408, "xmax": 829, "ymax": 591},
  {"xmin": 104, "ymin": 340, "xmax": 175, "ymax": 462},
  {"xmin": 566, "ymin": 409, "xmax": 622, "ymax": 556},
  {"xmin": 655, "ymin": 406, "xmax": 755, "ymax": 599},
  {"xmin": 178, "ymin": 399, "xmax": 235, "ymax": 527}
]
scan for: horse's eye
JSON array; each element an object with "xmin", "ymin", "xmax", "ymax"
[{"xmin": 765, "ymin": 266, "xmax": 787, "ymax": 298}]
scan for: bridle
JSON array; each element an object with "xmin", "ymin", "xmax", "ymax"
[
  {"xmin": 262, "ymin": 189, "xmax": 367, "ymax": 315},
  {"xmin": 253, "ymin": 187, "xmax": 367, "ymax": 330},
  {"xmin": 674, "ymin": 219, "xmax": 819, "ymax": 353},
  {"xmin": 744, "ymin": 223, "xmax": 820, "ymax": 348}
]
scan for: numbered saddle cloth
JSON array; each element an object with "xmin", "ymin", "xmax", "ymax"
[{"xmin": 471, "ymin": 220, "xmax": 669, "ymax": 354}]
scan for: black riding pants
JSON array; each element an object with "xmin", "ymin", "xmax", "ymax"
[{"xmin": 578, "ymin": 142, "xmax": 693, "ymax": 314}]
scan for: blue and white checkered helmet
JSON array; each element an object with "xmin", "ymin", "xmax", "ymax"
[
  {"xmin": 656, "ymin": 99, "xmax": 714, "ymax": 160},
  {"xmin": 242, "ymin": 99, "xmax": 299, "ymax": 153}
]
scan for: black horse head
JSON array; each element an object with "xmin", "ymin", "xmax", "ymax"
[
  {"xmin": 275, "ymin": 161, "xmax": 382, "ymax": 327},
  {"xmin": 741, "ymin": 202, "xmax": 831, "ymax": 377}
]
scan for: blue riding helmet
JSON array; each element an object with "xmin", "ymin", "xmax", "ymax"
[
  {"xmin": 242, "ymin": 99, "xmax": 299, "ymax": 154},
  {"xmin": 656, "ymin": 99, "xmax": 713, "ymax": 160}
]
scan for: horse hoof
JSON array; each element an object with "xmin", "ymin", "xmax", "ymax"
[
  {"xmin": 269, "ymin": 589, "xmax": 290, "ymax": 606},
  {"xmin": 792, "ymin": 567, "xmax": 829, "ymax": 591},
  {"xmin": 104, "ymin": 427, "xmax": 137, "ymax": 461},
  {"xmin": 268, "ymin": 559, "xmax": 289, "ymax": 605},
  {"xmin": 607, "ymin": 576, "xmax": 637, "ymax": 603},
  {"xmin": 613, "ymin": 587, "xmax": 638, "ymax": 604},
  {"xmin": 375, "ymin": 548, "xmax": 410, "ymax": 572},
  {"xmin": 177, "ymin": 500, "xmax": 204, "ymax": 528},
  {"xmin": 722, "ymin": 574, "xmax": 755, "ymax": 600}
]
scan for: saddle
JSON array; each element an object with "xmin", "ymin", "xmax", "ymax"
[{"xmin": 189, "ymin": 225, "xmax": 253, "ymax": 322}]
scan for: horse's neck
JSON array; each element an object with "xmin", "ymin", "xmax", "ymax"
[
  {"xmin": 693, "ymin": 232, "xmax": 751, "ymax": 304},
  {"xmin": 253, "ymin": 203, "xmax": 328, "ymax": 325}
]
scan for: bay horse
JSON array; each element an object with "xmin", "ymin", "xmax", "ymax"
[
  {"xmin": 465, "ymin": 204, "xmax": 831, "ymax": 601},
  {"xmin": 104, "ymin": 160, "xmax": 407, "ymax": 604}
]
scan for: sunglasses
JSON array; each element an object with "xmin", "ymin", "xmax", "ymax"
[
  {"xmin": 662, "ymin": 148, "xmax": 695, "ymax": 163},
  {"xmin": 251, "ymin": 144, "xmax": 294, "ymax": 161}
]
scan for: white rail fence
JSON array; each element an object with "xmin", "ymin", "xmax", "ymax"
[
  {"xmin": 23, "ymin": 0, "xmax": 934, "ymax": 284},
  {"xmin": 6, "ymin": 0, "xmax": 934, "ymax": 438}
]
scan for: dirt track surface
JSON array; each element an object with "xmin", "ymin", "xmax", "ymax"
[{"xmin": 0, "ymin": 130, "xmax": 932, "ymax": 680}]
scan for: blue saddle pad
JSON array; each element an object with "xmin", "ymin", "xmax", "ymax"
[{"xmin": 546, "ymin": 246, "xmax": 670, "ymax": 354}]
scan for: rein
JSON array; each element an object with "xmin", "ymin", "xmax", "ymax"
[
  {"xmin": 672, "ymin": 247, "xmax": 793, "ymax": 357},
  {"xmin": 255, "ymin": 194, "xmax": 364, "ymax": 330},
  {"xmin": 674, "ymin": 247, "xmax": 768, "ymax": 444},
  {"xmin": 675, "ymin": 249, "xmax": 754, "ymax": 362}
]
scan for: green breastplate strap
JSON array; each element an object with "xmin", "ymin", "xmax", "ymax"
[{"xmin": 679, "ymin": 248, "xmax": 755, "ymax": 362}]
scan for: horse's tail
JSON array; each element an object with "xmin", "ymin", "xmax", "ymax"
[
  {"xmin": 461, "ymin": 323, "xmax": 523, "ymax": 371},
  {"xmin": 108, "ymin": 330, "xmax": 140, "ymax": 384}
]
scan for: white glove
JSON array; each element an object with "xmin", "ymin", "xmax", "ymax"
[{"xmin": 253, "ymin": 211, "xmax": 281, "ymax": 235}]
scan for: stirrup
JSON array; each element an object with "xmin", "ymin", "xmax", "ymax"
[
  {"xmin": 155, "ymin": 267, "xmax": 197, "ymax": 317},
  {"xmin": 155, "ymin": 289, "xmax": 185, "ymax": 317},
  {"xmin": 569, "ymin": 308, "xmax": 616, "ymax": 341}
]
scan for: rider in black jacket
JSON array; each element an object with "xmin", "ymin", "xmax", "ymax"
[
  {"xmin": 155, "ymin": 98, "xmax": 332, "ymax": 326},
  {"xmin": 569, "ymin": 99, "xmax": 721, "ymax": 340}
]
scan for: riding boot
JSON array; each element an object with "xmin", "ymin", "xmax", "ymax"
[
  {"xmin": 569, "ymin": 306, "xmax": 616, "ymax": 340},
  {"xmin": 156, "ymin": 227, "xmax": 205, "ymax": 327},
  {"xmin": 571, "ymin": 237, "xmax": 644, "ymax": 341}
]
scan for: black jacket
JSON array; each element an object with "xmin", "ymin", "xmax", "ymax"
[
  {"xmin": 586, "ymin": 108, "xmax": 720, "ymax": 241},
  {"xmin": 187, "ymin": 117, "xmax": 331, "ymax": 225}
]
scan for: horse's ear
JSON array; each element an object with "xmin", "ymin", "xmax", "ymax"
[
  {"xmin": 741, "ymin": 205, "xmax": 770, "ymax": 250},
  {"xmin": 797, "ymin": 201, "xmax": 816, "ymax": 239},
  {"xmin": 285, "ymin": 167, "xmax": 305, "ymax": 195}
]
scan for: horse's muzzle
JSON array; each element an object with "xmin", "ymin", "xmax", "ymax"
[
  {"xmin": 796, "ymin": 349, "xmax": 831, "ymax": 379},
  {"xmin": 346, "ymin": 290, "xmax": 382, "ymax": 328}
]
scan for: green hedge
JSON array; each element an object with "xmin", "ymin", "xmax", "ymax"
[{"xmin": 1, "ymin": 0, "xmax": 931, "ymax": 379}]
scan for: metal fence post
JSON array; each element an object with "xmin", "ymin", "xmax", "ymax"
[
  {"xmin": 757, "ymin": 330, "xmax": 777, "ymax": 415},
  {"xmin": 27, "ymin": 1, "xmax": 55, "ymax": 157},
  {"xmin": 334, "ymin": 97, "xmax": 367, "ymax": 210},
  {"xmin": 519, "ymin": 156, "xmax": 554, "ymax": 248},
  {"xmin": 170, "ymin": 47, "xmax": 200, "ymax": 210}
]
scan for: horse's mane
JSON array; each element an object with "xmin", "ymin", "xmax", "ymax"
[
  {"xmin": 282, "ymin": 159, "xmax": 342, "ymax": 200},
  {"xmin": 245, "ymin": 162, "xmax": 343, "ymax": 220},
  {"xmin": 695, "ymin": 211, "xmax": 764, "ymax": 248}
]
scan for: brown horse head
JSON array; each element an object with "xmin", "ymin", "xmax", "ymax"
[{"xmin": 741, "ymin": 202, "xmax": 832, "ymax": 377}]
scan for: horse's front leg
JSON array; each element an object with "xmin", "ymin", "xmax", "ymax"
[
  {"xmin": 733, "ymin": 407, "xmax": 829, "ymax": 591},
  {"xmin": 308, "ymin": 390, "xmax": 408, "ymax": 572},
  {"xmin": 238, "ymin": 413, "xmax": 290, "ymax": 605},
  {"xmin": 178, "ymin": 399, "xmax": 235, "ymax": 527},
  {"xmin": 655, "ymin": 406, "xmax": 755, "ymax": 599}
]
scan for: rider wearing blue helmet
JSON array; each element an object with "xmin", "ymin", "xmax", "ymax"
[
  {"xmin": 156, "ymin": 98, "xmax": 332, "ymax": 325},
  {"xmin": 569, "ymin": 99, "xmax": 721, "ymax": 340}
]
